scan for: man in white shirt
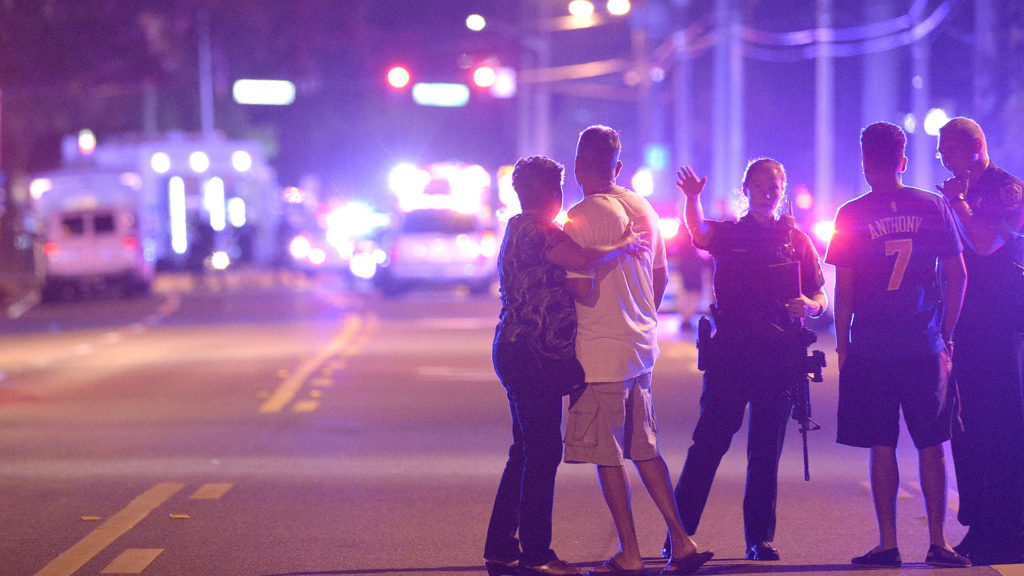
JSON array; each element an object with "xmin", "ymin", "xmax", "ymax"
[{"xmin": 563, "ymin": 126, "xmax": 711, "ymax": 576}]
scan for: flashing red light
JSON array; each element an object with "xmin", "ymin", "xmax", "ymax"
[
  {"xmin": 43, "ymin": 242, "xmax": 60, "ymax": 258},
  {"xmin": 472, "ymin": 65, "xmax": 497, "ymax": 89},
  {"xmin": 387, "ymin": 66, "xmax": 411, "ymax": 89},
  {"xmin": 121, "ymin": 236, "xmax": 140, "ymax": 252}
]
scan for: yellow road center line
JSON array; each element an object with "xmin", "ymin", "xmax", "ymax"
[
  {"xmin": 259, "ymin": 315, "xmax": 362, "ymax": 414},
  {"xmin": 292, "ymin": 399, "xmax": 319, "ymax": 413},
  {"xmin": 100, "ymin": 548, "xmax": 163, "ymax": 574},
  {"xmin": 995, "ymin": 564, "xmax": 1024, "ymax": 576},
  {"xmin": 33, "ymin": 482, "xmax": 183, "ymax": 576},
  {"xmin": 190, "ymin": 483, "xmax": 232, "ymax": 500}
]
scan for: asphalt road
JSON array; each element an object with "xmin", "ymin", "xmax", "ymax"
[{"xmin": 0, "ymin": 271, "xmax": 1019, "ymax": 576}]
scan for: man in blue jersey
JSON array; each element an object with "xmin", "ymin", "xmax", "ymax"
[{"xmin": 826, "ymin": 122, "xmax": 968, "ymax": 567}]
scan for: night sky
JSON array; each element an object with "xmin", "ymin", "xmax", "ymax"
[{"xmin": 2, "ymin": 0, "xmax": 1022, "ymax": 215}]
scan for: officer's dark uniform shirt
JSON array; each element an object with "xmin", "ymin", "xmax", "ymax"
[
  {"xmin": 494, "ymin": 213, "xmax": 578, "ymax": 361},
  {"xmin": 696, "ymin": 215, "xmax": 824, "ymax": 340},
  {"xmin": 825, "ymin": 186, "xmax": 962, "ymax": 359},
  {"xmin": 958, "ymin": 163, "xmax": 1024, "ymax": 331}
]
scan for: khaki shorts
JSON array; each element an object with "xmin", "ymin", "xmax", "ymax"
[{"xmin": 563, "ymin": 372, "xmax": 660, "ymax": 466}]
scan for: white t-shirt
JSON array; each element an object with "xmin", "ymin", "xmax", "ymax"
[{"xmin": 563, "ymin": 187, "xmax": 667, "ymax": 382}]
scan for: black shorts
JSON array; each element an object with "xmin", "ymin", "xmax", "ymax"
[{"xmin": 837, "ymin": 353, "xmax": 955, "ymax": 449}]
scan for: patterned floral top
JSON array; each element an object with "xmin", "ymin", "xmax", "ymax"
[{"xmin": 493, "ymin": 212, "xmax": 578, "ymax": 361}]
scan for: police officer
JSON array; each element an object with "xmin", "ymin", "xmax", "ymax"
[
  {"xmin": 936, "ymin": 117, "xmax": 1024, "ymax": 565},
  {"xmin": 667, "ymin": 160, "xmax": 827, "ymax": 561}
]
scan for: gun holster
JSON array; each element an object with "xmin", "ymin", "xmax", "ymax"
[{"xmin": 696, "ymin": 315, "xmax": 715, "ymax": 372}]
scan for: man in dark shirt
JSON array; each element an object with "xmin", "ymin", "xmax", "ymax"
[{"xmin": 936, "ymin": 117, "xmax": 1024, "ymax": 565}]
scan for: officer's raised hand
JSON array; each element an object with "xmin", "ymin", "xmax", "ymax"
[{"xmin": 676, "ymin": 166, "xmax": 707, "ymax": 198}]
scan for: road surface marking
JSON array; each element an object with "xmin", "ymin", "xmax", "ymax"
[
  {"xmin": 190, "ymin": 483, "xmax": 232, "ymax": 499},
  {"xmin": 100, "ymin": 548, "xmax": 163, "ymax": 574},
  {"xmin": 292, "ymin": 399, "xmax": 319, "ymax": 413},
  {"xmin": 33, "ymin": 482, "xmax": 183, "ymax": 576},
  {"xmin": 995, "ymin": 565, "xmax": 1024, "ymax": 575},
  {"xmin": 259, "ymin": 314, "xmax": 362, "ymax": 413}
]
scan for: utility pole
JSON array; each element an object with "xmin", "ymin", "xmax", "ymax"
[
  {"xmin": 910, "ymin": 36, "xmax": 933, "ymax": 190},
  {"xmin": 711, "ymin": 0, "xmax": 743, "ymax": 214},
  {"xmin": 814, "ymin": 0, "xmax": 834, "ymax": 221},
  {"xmin": 198, "ymin": 8, "xmax": 216, "ymax": 137}
]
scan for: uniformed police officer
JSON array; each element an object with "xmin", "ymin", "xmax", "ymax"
[
  {"xmin": 936, "ymin": 117, "xmax": 1024, "ymax": 566},
  {"xmin": 667, "ymin": 160, "xmax": 828, "ymax": 562}
]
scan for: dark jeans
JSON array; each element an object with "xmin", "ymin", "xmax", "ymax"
[
  {"xmin": 673, "ymin": 366, "xmax": 791, "ymax": 546},
  {"xmin": 484, "ymin": 340, "xmax": 564, "ymax": 566}
]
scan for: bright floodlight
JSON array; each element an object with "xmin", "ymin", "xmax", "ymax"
[
  {"xmin": 607, "ymin": 0, "xmax": 631, "ymax": 16},
  {"xmin": 631, "ymin": 168, "xmax": 654, "ymax": 197},
  {"xmin": 388, "ymin": 163, "xmax": 431, "ymax": 196},
  {"xmin": 411, "ymin": 82, "xmax": 470, "ymax": 107},
  {"xmin": 78, "ymin": 129, "xmax": 97, "ymax": 155},
  {"xmin": 169, "ymin": 177, "xmax": 188, "ymax": 255},
  {"xmin": 466, "ymin": 14, "xmax": 486, "ymax": 31},
  {"xmin": 568, "ymin": 0, "xmax": 595, "ymax": 18},
  {"xmin": 210, "ymin": 251, "xmax": 231, "ymax": 270},
  {"xmin": 231, "ymin": 150, "xmax": 253, "ymax": 172},
  {"xmin": 30, "ymin": 178, "xmax": 53, "ymax": 199},
  {"xmin": 151, "ymin": 152, "xmax": 172, "ymax": 174},
  {"xmin": 232, "ymin": 79, "xmax": 296, "ymax": 106},
  {"xmin": 387, "ymin": 66, "xmax": 411, "ymax": 89},
  {"xmin": 659, "ymin": 217, "xmax": 681, "ymax": 241},
  {"xmin": 203, "ymin": 177, "xmax": 226, "ymax": 232},
  {"xmin": 923, "ymin": 108, "xmax": 950, "ymax": 136},
  {"xmin": 813, "ymin": 220, "xmax": 835, "ymax": 245},
  {"xmin": 189, "ymin": 151, "xmax": 211, "ymax": 173},
  {"xmin": 227, "ymin": 197, "xmax": 247, "ymax": 228}
]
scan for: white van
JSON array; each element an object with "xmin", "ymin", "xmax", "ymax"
[{"xmin": 42, "ymin": 206, "xmax": 153, "ymax": 300}]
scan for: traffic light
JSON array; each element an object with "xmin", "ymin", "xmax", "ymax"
[
  {"xmin": 387, "ymin": 65, "xmax": 411, "ymax": 89},
  {"xmin": 472, "ymin": 64, "xmax": 497, "ymax": 89}
]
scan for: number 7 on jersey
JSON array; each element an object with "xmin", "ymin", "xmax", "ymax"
[{"xmin": 884, "ymin": 238, "xmax": 913, "ymax": 291}]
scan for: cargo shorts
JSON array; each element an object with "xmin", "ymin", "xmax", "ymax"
[{"xmin": 563, "ymin": 372, "xmax": 660, "ymax": 466}]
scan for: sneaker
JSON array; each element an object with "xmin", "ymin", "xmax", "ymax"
[
  {"xmin": 925, "ymin": 544, "xmax": 971, "ymax": 567},
  {"xmin": 851, "ymin": 547, "xmax": 902, "ymax": 567}
]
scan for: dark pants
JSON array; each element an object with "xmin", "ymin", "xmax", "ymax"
[
  {"xmin": 673, "ymin": 366, "xmax": 792, "ymax": 546},
  {"xmin": 950, "ymin": 324, "xmax": 1024, "ymax": 564},
  {"xmin": 484, "ymin": 340, "xmax": 564, "ymax": 566}
]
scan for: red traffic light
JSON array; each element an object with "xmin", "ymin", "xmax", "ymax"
[
  {"xmin": 387, "ymin": 66, "xmax": 411, "ymax": 89},
  {"xmin": 472, "ymin": 65, "xmax": 497, "ymax": 89}
]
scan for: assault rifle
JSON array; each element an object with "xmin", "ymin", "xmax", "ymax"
[
  {"xmin": 784, "ymin": 320, "xmax": 826, "ymax": 481},
  {"xmin": 770, "ymin": 259, "xmax": 826, "ymax": 481}
]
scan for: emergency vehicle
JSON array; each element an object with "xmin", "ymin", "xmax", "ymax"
[
  {"xmin": 30, "ymin": 131, "xmax": 281, "ymax": 287},
  {"xmin": 373, "ymin": 162, "xmax": 499, "ymax": 295}
]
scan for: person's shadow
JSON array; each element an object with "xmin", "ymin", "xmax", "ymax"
[{"xmin": 259, "ymin": 557, "xmax": 895, "ymax": 575}]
